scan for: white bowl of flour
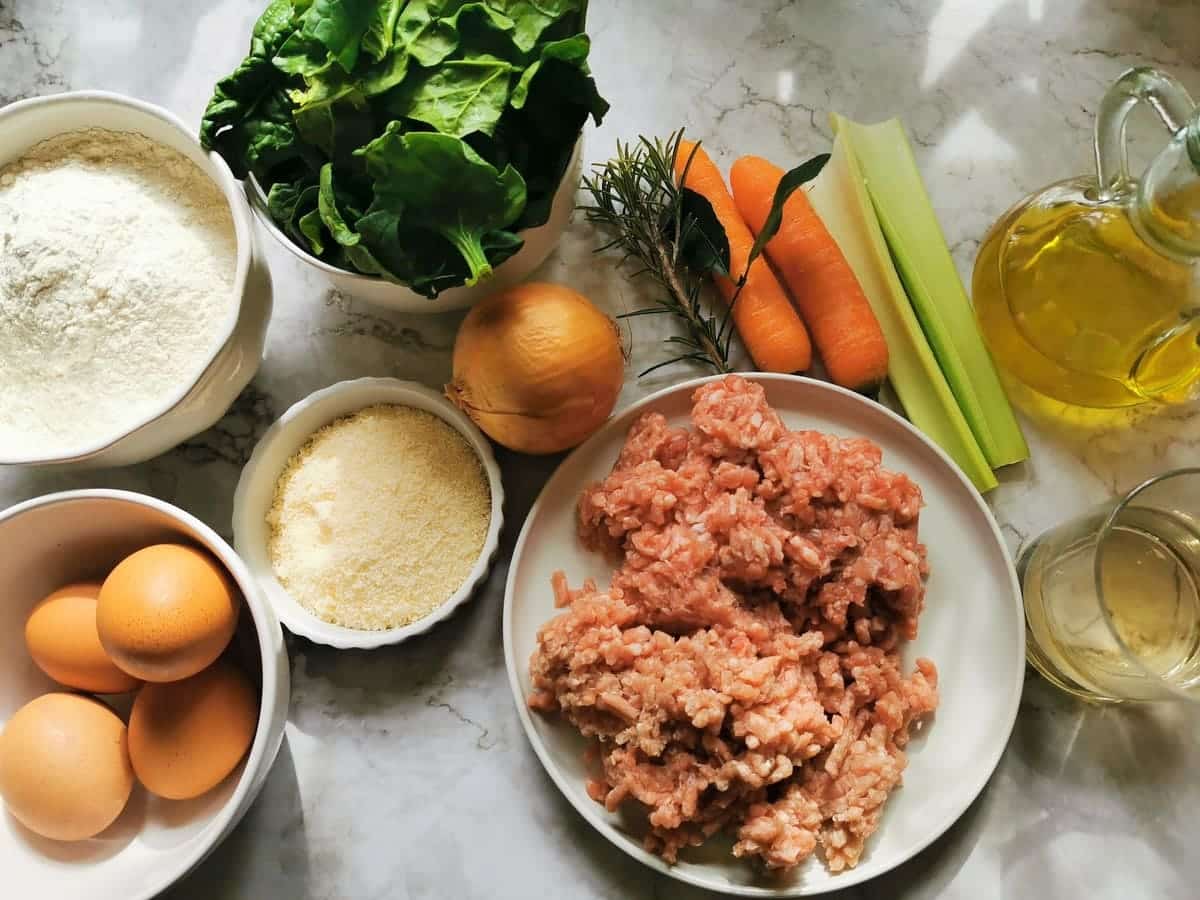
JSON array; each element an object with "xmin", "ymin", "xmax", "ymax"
[{"xmin": 0, "ymin": 91, "xmax": 272, "ymax": 467}]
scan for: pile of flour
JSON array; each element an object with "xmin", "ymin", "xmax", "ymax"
[{"xmin": 0, "ymin": 128, "xmax": 238, "ymax": 458}]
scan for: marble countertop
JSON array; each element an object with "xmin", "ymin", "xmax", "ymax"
[{"xmin": 4, "ymin": 0, "xmax": 1200, "ymax": 897}]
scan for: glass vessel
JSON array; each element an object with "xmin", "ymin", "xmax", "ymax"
[
  {"xmin": 974, "ymin": 68, "xmax": 1200, "ymax": 409},
  {"xmin": 1019, "ymin": 469, "xmax": 1200, "ymax": 703}
]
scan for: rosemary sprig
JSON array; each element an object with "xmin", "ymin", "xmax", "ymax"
[{"xmin": 581, "ymin": 130, "xmax": 733, "ymax": 375}]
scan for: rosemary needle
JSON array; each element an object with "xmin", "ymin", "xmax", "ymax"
[{"xmin": 581, "ymin": 130, "xmax": 734, "ymax": 375}]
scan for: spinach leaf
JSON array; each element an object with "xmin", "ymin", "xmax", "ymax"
[
  {"xmin": 298, "ymin": 206, "xmax": 327, "ymax": 254},
  {"xmin": 241, "ymin": 88, "xmax": 317, "ymax": 180},
  {"xmin": 293, "ymin": 96, "xmax": 375, "ymax": 165},
  {"xmin": 284, "ymin": 183, "xmax": 325, "ymax": 254},
  {"xmin": 388, "ymin": 54, "xmax": 517, "ymax": 137},
  {"xmin": 360, "ymin": 127, "xmax": 526, "ymax": 284},
  {"xmin": 274, "ymin": 0, "xmax": 376, "ymax": 75},
  {"xmin": 306, "ymin": 0, "xmax": 377, "ymax": 72},
  {"xmin": 267, "ymin": 180, "xmax": 306, "ymax": 224},
  {"xmin": 361, "ymin": 0, "xmax": 404, "ymax": 62},
  {"xmin": 359, "ymin": 47, "xmax": 410, "ymax": 96},
  {"xmin": 272, "ymin": 30, "xmax": 335, "ymax": 76},
  {"xmin": 510, "ymin": 35, "xmax": 606, "ymax": 123},
  {"xmin": 317, "ymin": 162, "xmax": 372, "ymax": 247},
  {"xmin": 200, "ymin": 0, "xmax": 297, "ymax": 169},
  {"xmin": 451, "ymin": 3, "xmax": 521, "ymax": 63},
  {"xmin": 501, "ymin": 35, "xmax": 605, "ymax": 228},
  {"xmin": 484, "ymin": 0, "xmax": 578, "ymax": 53},
  {"xmin": 289, "ymin": 67, "xmax": 360, "ymax": 115},
  {"xmin": 396, "ymin": 0, "xmax": 464, "ymax": 68}
]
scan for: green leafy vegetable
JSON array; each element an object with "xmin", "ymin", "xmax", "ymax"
[
  {"xmin": 389, "ymin": 54, "xmax": 518, "ymax": 136},
  {"xmin": 201, "ymin": 0, "xmax": 605, "ymax": 297},
  {"xmin": 200, "ymin": 0, "xmax": 297, "ymax": 176},
  {"xmin": 362, "ymin": 0, "xmax": 404, "ymax": 61},
  {"xmin": 360, "ymin": 128, "xmax": 526, "ymax": 284},
  {"xmin": 485, "ymin": 0, "xmax": 578, "ymax": 53},
  {"xmin": 396, "ymin": 0, "xmax": 462, "ymax": 67},
  {"xmin": 305, "ymin": 0, "xmax": 378, "ymax": 72}
]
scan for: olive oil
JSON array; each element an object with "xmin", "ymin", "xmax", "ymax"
[{"xmin": 973, "ymin": 178, "xmax": 1200, "ymax": 409}]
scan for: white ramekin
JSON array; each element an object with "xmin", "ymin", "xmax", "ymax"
[
  {"xmin": 0, "ymin": 91, "xmax": 272, "ymax": 468},
  {"xmin": 232, "ymin": 378, "xmax": 504, "ymax": 649}
]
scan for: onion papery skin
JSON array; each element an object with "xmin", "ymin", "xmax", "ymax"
[{"xmin": 447, "ymin": 283, "xmax": 625, "ymax": 455}]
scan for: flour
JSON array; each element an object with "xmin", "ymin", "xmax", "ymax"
[{"xmin": 0, "ymin": 128, "xmax": 238, "ymax": 458}]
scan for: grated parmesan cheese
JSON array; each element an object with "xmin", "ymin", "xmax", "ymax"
[{"xmin": 266, "ymin": 404, "xmax": 491, "ymax": 630}]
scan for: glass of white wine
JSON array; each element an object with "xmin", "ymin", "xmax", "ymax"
[{"xmin": 1019, "ymin": 469, "xmax": 1200, "ymax": 702}]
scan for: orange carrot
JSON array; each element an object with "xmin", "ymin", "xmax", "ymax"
[
  {"xmin": 730, "ymin": 154, "xmax": 889, "ymax": 390},
  {"xmin": 673, "ymin": 140, "xmax": 812, "ymax": 373}
]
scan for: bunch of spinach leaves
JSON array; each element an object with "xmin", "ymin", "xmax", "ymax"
[{"xmin": 201, "ymin": 0, "xmax": 607, "ymax": 297}]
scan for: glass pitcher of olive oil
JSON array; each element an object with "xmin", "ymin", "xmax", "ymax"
[{"xmin": 974, "ymin": 67, "xmax": 1200, "ymax": 408}]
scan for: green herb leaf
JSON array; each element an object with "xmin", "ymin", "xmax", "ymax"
[
  {"xmin": 744, "ymin": 152, "xmax": 829, "ymax": 273},
  {"xmin": 360, "ymin": 127, "xmax": 526, "ymax": 284},
  {"xmin": 675, "ymin": 187, "xmax": 731, "ymax": 277}
]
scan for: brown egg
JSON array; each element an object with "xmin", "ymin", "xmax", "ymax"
[
  {"xmin": 0, "ymin": 693, "xmax": 134, "ymax": 841},
  {"xmin": 97, "ymin": 544, "xmax": 239, "ymax": 683},
  {"xmin": 25, "ymin": 583, "xmax": 142, "ymax": 694},
  {"xmin": 128, "ymin": 659, "xmax": 258, "ymax": 800}
]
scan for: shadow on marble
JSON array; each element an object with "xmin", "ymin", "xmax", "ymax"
[
  {"xmin": 164, "ymin": 735, "xmax": 310, "ymax": 900},
  {"xmin": 996, "ymin": 674, "xmax": 1196, "ymax": 894}
]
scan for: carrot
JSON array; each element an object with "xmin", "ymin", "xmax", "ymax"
[
  {"xmin": 730, "ymin": 154, "xmax": 889, "ymax": 390},
  {"xmin": 673, "ymin": 140, "xmax": 812, "ymax": 373}
]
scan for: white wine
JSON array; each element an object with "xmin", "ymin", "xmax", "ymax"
[{"xmin": 1022, "ymin": 505, "xmax": 1200, "ymax": 701}]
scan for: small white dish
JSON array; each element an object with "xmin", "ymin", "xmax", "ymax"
[
  {"xmin": 0, "ymin": 91, "xmax": 272, "ymax": 468},
  {"xmin": 246, "ymin": 140, "xmax": 582, "ymax": 314},
  {"xmin": 0, "ymin": 489, "xmax": 289, "ymax": 900},
  {"xmin": 233, "ymin": 378, "xmax": 504, "ymax": 649},
  {"xmin": 504, "ymin": 374, "xmax": 1025, "ymax": 897}
]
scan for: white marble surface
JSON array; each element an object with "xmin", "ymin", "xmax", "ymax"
[{"xmin": 3, "ymin": 0, "xmax": 1200, "ymax": 897}]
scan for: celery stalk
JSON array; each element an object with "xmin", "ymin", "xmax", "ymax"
[
  {"xmin": 831, "ymin": 115, "xmax": 1029, "ymax": 469},
  {"xmin": 807, "ymin": 135, "xmax": 998, "ymax": 492}
]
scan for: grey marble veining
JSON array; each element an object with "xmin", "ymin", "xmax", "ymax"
[{"xmin": 3, "ymin": 1, "xmax": 1200, "ymax": 897}]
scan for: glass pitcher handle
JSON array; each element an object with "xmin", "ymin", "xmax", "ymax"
[{"xmin": 1094, "ymin": 67, "xmax": 1196, "ymax": 200}]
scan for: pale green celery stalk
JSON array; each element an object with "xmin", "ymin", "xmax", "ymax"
[
  {"xmin": 832, "ymin": 114, "xmax": 1029, "ymax": 469},
  {"xmin": 808, "ymin": 134, "xmax": 998, "ymax": 493}
]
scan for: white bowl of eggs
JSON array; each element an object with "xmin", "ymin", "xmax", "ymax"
[{"xmin": 0, "ymin": 490, "xmax": 289, "ymax": 900}]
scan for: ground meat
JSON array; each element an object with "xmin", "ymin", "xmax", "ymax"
[{"xmin": 530, "ymin": 375, "xmax": 939, "ymax": 874}]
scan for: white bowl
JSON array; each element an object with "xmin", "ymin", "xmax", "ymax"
[
  {"xmin": 246, "ymin": 140, "xmax": 581, "ymax": 313},
  {"xmin": 0, "ymin": 91, "xmax": 272, "ymax": 468},
  {"xmin": 0, "ymin": 490, "xmax": 290, "ymax": 900},
  {"xmin": 232, "ymin": 377, "xmax": 505, "ymax": 649}
]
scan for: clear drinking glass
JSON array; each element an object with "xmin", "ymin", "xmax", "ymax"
[{"xmin": 1018, "ymin": 469, "xmax": 1200, "ymax": 702}]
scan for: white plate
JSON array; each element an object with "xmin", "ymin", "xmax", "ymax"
[{"xmin": 503, "ymin": 374, "xmax": 1024, "ymax": 896}]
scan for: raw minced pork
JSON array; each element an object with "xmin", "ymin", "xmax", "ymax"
[{"xmin": 528, "ymin": 375, "xmax": 938, "ymax": 873}]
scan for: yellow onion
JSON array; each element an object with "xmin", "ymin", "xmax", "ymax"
[{"xmin": 447, "ymin": 283, "xmax": 625, "ymax": 454}]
